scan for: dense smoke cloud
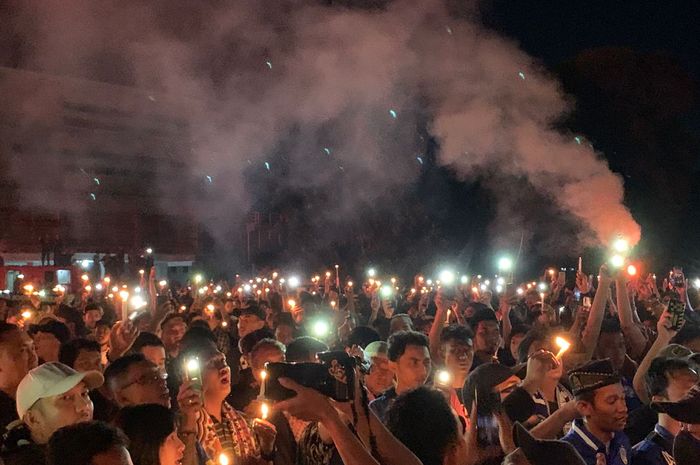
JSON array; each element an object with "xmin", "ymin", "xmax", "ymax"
[{"xmin": 2, "ymin": 0, "xmax": 640, "ymax": 259}]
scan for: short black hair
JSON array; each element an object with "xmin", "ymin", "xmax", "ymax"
[
  {"xmin": 387, "ymin": 330, "xmax": 429, "ymax": 362},
  {"xmin": 439, "ymin": 324, "xmax": 473, "ymax": 346},
  {"xmin": 346, "ymin": 326, "xmax": 381, "ymax": 349},
  {"xmin": 83, "ymin": 303, "xmax": 103, "ymax": 315},
  {"xmin": 285, "ymin": 336, "xmax": 329, "ymax": 362},
  {"xmin": 116, "ymin": 404, "xmax": 175, "ymax": 465},
  {"xmin": 250, "ymin": 338, "xmax": 286, "ymax": 359},
  {"xmin": 59, "ymin": 338, "xmax": 101, "ymax": 368},
  {"xmin": 517, "ymin": 329, "xmax": 550, "ymax": 364},
  {"xmin": 386, "ymin": 387, "xmax": 459, "ymax": 465},
  {"xmin": 239, "ymin": 328, "xmax": 275, "ymax": 356},
  {"xmin": 47, "ymin": 420, "xmax": 128, "ymax": 465},
  {"xmin": 672, "ymin": 324, "xmax": 700, "ymax": 347},
  {"xmin": 160, "ymin": 312, "xmax": 186, "ymax": 329},
  {"xmin": 131, "ymin": 332, "xmax": 165, "ymax": 353},
  {"xmin": 646, "ymin": 357, "xmax": 697, "ymax": 399},
  {"xmin": 29, "ymin": 320, "xmax": 71, "ymax": 344},
  {"xmin": 104, "ymin": 353, "xmax": 147, "ymax": 392}
]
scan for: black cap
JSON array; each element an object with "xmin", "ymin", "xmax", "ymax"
[
  {"xmin": 239, "ymin": 304, "xmax": 265, "ymax": 321},
  {"xmin": 653, "ymin": 382, "xmax": 700, "ymax": 424},
  {"xmin": 568, "ymin": 359, "xmax": 621, "ymax": 396},
  {"xmin": 462, "ymin": 362, "xmax": 520, "ymax": 416},
  {"xmin": 513, "ymin": 422, "xmax": 586, "ymax": 465}
]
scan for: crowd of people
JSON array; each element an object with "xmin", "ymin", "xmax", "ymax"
[{"xmin": 1, "ymin": 259, "xmax": 700, "ymax": 465}]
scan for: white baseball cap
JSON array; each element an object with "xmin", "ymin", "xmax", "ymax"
[{"xmin": 16, "ymin": 362, "xmax": 104, "ymax": 419}]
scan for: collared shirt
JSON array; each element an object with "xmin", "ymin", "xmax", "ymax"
[
  {"xmin": 631, "ymin": 424, "xmax": 675, "ymax": 465},
  {"xmin": 562, "ymin": 418, "xmax": 631, "ymax": 465},
  {"xmin": 368, "ymin": 387, "xmax": 397, "ymax": 423}
]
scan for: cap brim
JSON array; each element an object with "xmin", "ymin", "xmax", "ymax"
[{"xmin": 18, "ymin": 370, "xmax": 104, "ymax": 419}]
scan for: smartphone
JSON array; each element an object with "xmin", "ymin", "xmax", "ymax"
[
  {"xmin": 671, "ymin": 267, "xmax": 685, "ymax": 288},
  {"xmin": 558, "ymin": 271, "xmax": 566, "ymax": 285},
  {"xmin": 668, "ymin": 299, "xmax": 685, "ymax": 331},
  {"xmin": 476, "ymin": 415, "xmax": 500, "ymax": 446},
  {"xmin": 183, "ymin": 357, "xmax": 203, "ymax": 394}
]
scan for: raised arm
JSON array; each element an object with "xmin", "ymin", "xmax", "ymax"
[
  {"xmin": 429, "ymin": 291, "xmax": 449, "ymax": 361},
  {"xmin": 633, "ymin": 310, "xmax": 678, "ymax": 403},
  {"xmin": 581, "ymin": 264, "xmax": 613, "ymax": 360},
  {"xmin": 615, "ymin": 274, "xmax": 648, "ymax": 360}
]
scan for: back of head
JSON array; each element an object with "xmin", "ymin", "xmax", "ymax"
[
  {"xmin": 47, "ymin": 420, "xmax": 128, "ymax": 465},
  {"xmin": 131, "ymin": 332, "xmax": 165, "ymax": 353},
  {"xmin": 439, "ymin": 324, "xmax": 473, "ymax": 346},
  {"xmin": 0, "ymin": 322, "xmax": 19, "ymax": 345},
  {"xmin": 116, "ymin": 403, "xmax": 175, "ymax": 465},
  {"xmin": 239, "ymin": 328, "xmax": 275, "ymax": 356},
  {"xmin": 346, "ymin": 326, "xmax": 381, "ymax": 349},
  {"xmin": 285, "ymin": 336, "xmax": 329, "ymax": 362},
  {"xmin": 646, "ymin": 357, "xmax": 696, "ymax": 399},
  {"xmin": 385, "ymin": 386, "xmax": 458, "ymax": 465},
  {"xmin": 517, "ymin": 329, "xmax": 551, "ymax": 364},
  {"xmin": 387, "ymin": 330, "xmax": 429, "ymax": 362},
  {"xmin": 59, "ymin": 338, "xmax": 101, "ymax": 369},
  {"xmin": 104, "ymin": 353, "xmax": 147, "ymax": 393}
]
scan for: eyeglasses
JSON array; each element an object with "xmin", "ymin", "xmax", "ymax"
[{"xmin": 121, "ymin": 370, "xmax": 168, "ymax": 390}]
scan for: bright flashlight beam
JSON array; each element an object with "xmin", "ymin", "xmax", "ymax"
[{"xmin": 498, "ymin": 257, "xmax": 513, "ymax": 271}]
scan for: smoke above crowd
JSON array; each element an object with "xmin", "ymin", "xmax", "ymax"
[{"xmin": 2, "ymin": 0, "xmax": 640, "ymax": 257}]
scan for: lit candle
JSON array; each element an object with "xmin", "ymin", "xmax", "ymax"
[
  {"xmin": 555, "ymin": 336, "xmax": 571, "ymax": 359},
  {"xmin": 259, "ymin": 370, "xmax": 267, "ymax": 399},
  {"xmin": 119, "ymin": 290, "xmax": 129, "ymax": 321},
  {"xmin": 261, "ymin": 401, "xmax": 269, "ymax": 420},
  {"xmin": 218, "ymin": 453, "xmax": 230, "ymax": 465},
  {"xmin": 578, "ymin": 257, "xmax": 582, "ymax": 273}
]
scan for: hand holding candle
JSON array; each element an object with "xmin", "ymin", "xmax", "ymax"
[{"xmin": 554, "ymin": 336, "xmax": 571, "ymax": 359}]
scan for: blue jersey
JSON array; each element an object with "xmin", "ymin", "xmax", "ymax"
[
  {"xmin": 368, "ymin": 387, "xmax": 397, "ymax": 424},
  {"xmin": 562, "ymin": 418, "xmax": 631, "ymax": 465},
  {"xmin": 631, "ymin": 424, "xmax": 675, "ymax": 465}
]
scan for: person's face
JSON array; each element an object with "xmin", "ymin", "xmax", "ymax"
[
  {"xmin": 74, "ymin": 349, "xmax": 103, "ymax": 373},
  {"xmin": 238, "ymin": 314, "xmax": 264, "ymax": 339},
  {"xmin": 92, "ymin": 446, "xmax": 134, "ymax": 465},
  {"xmin": 390, "ymin": 316, "xmax": 412, "ymax": 335},
  {"xmin": 596, "ymin": 333, "xmax": 627, "ymax": 370},
  {"xmin": 658, "ymin": 369, "xmax": 698, "ymax": 403},
  {"xmin": 115, "ymin": 361, "xmax": 170, "ymax": 408},
  {"xmin": 33, "ymin": 331, "xmax": 61, "ymax": 362},
  {"xmin": 224, "ymin": 301, "xmax": 235, "ymax": 313},
  {"xmin": 0, "ymin": 329, "xmax": 38, "ymax": 389},
  {"xmin": 159, "ymin": 430, "xmax": 185, "ymax": 465},
  {"xmin": 161, "ymin": 319, "xmax": 186, "ymax": 355},
  {"xmin": 475, "ymin": 321, "xmax": 501, "ymax": 353},
  {"xmin": 275, "ymin": 324, "xmax": 294, "ymax": 346},
  {"xmin": 140, "ymin": 345, "xmax": 167, "ymax": 372},
  {"xmin": 443, "ymin": 340, "xmax": 474, "ymax": 381},
  {"xmin": 201, "ymin": 351, "xmax": 231, "ymax": 400},
  {"xmin": 494, "ymin": 375, "xmax": 521, "ymax": 401},
  {"xmin": 83, "ymin": 310, "xmax": 103, "ymax": 329},
  {"xmin": 95, "ymin": 325, "xmax": 111, "ymax": 345},
  {"xmin": 251, "ymin": 346, "xmax": 285, "ymax": 383},
  {"xmin": 365, "ymin": 355, "xmax": 394, "ymax": 396},
  {"xmin": 390, "ymin": 344, "xmax": 431, "ymax": 389},
  {"xmin": 579, "ymin": 383, "xmax": 628, "ymax": 433},
  {"xmin": 28, "ymin": 382, "xmax": 93, "ymax": 444},
  {"xmin": 510, "ymin": 333, "xmax": 526, "ymax": 361}
]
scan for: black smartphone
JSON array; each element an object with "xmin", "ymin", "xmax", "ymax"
[{"xmin": 668, "ymin": 299, "xmax": 685, "ymax": 331}]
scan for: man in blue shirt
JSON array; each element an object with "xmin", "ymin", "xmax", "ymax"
[
  {"xmin": 562, "ymin": 359, "xmax": 632, "ymax": 465},
  {"xmin": 369, "ymin": 330, "xmax": 431, "ymax": 423},
  {"xmin": 632, "ymin": 357, "xmax": 698, "ymax": 465}
]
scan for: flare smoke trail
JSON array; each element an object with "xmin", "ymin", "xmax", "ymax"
[{"xmin": 1, "ymin": 0, "xmax": 640, "ymax": 258}]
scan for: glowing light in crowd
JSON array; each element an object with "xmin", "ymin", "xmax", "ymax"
[
  {"xmin": 244, "ymin": 284, "xmax": 252, "ymax": 292},
  {"xmin": 194, "ymin": 275, "xmax": 203, "ymax": 284},
  {"xmin": 613, "ymin": 238, "xmax": 629, "ymax": 253},
  {"xmin": 287, "ymin": 276, "xmax": 300, "ymax": 288},
  {"xmin": 81, "ymin": 260, "xmax": 91, "ymax": 268},
  {"xmin": 497, "ymin": 257, "xmax": 513, "ymax": 271},
  {"xmin": 518, "ymin": 71, "xmax": 526, "ymax": 80},
  {"xmin": 159, "ymin": 280, "xmax": 167, "ymax": 287},
  {"xmin": 260, "ymin": 401, "xmax": 270, "ymax": 420},
  {"xmin": 324, "ymin": 147, "xmax": 331, "ymax": 155},
  {"xmin": 380, "ymin": 285, "xmax": 393, "ymax": 298},
  {"xmin": 417, "ymin": 156, "xmax": 424, "ymax": 164},
  {"xmin": 139, "ymin": 269, "xmax": 145, "ymax": 276},
  {"xmin": 119, "ymin": 290, "xmax": 129, "ymax": 301},
  {"xmin": 265, "ymin": 60, "xmax": 272, "ymax": 69},
  {"xmin": 23, "ymin": 284, "xmax": 34, "ymax": 293},
  {"xmin": 312, "ymin": 320, "xmax": 330, "ymax": 338},
  {"xmin": 537, "ymin": 282, "xmax": 547, "ymax": 291},
  {"xmin": 95, "ymin": 283, "xmax": 103, "ymax": 291},
  {"xmin": 21, "ymin": 310, "xmax": 32, "ymax": 320},
  {"xmin": 484, "ymin": 280, "xmax": 490, "ymax": 286},
  {"xmin": 693, "ymin": 279, "xmax": 700, "ymax": 289},
  {"xmin": 130, "ymin": 295, "xmax": 146, "ymax": 310},
  {"xmin": 81, "ymin": 274, "xmax": 89, "ymax": 282},
  {"xmin": 367, "ymin": 268, "xmax": 377, "ymax": 278},
  {"xmin": 495, "ymin": 285, "xmax": 503, "ymax": 293},
  {"xmin": 438, "ymin": 270, "xmax": 455, "ymax": 285},
  {"xmin": 389, "ymin": 109, "xmax": 397, "ymax": 119},
  {"xmin": 218, "ymin": 453, "xmax": 230, "ymax": 465},
  {"xmin": 265, "ymin": 162, "xmax": 270, "ymax": 171},
  {"xmin": 145, "ymin": 247, "xmax": 153, "ymax": 254},
  {"xmin": 627, "ymin": 265, "xmax": 637, "ymax": 276},
  {"xmin": 460, "ymin": 275, "xmax": 469, "ymax": 284},
  {"xmin": 610, "ymin": 254, "xmax": 625, "ymax": 268},
  {"xmin": 436, "ymin": 370, "xmax": 451, "ymax": 386},
  {"xmin": 516, "ymin": 288, "xmax": 524, "ymax": 295},
  {"xmin": 288, "ymin": 299, "xmax": 296, "ymax": 308}
]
